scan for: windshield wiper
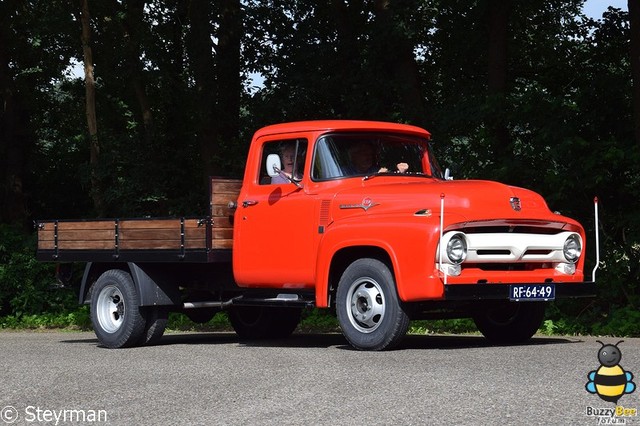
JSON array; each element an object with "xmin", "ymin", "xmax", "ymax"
[
  {"xmin": 362, "ymin": 172, "xmax": 390, "ymax": 181},
  {"xmin": 363, "ymin": 172, "xmax": 430, "ymax": 181}
]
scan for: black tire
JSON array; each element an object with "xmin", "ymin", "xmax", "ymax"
[
  {"xmin": 229, "ymin": 306, "xmax": 302, "ymax": 339},
  {"xmin": 138, "ymin": 306, "xmax": 169, "ymax": 346},
  {"xmin": 336, "ymin": 258, "xmax": 410, "ymax": 351},
  {"xmin": 473, "ymin": 302, "xmax": 546, "ymax": 344},
  {"xmin": 90, "ymin": 269, "xmax": 146, "ymax": 348}
]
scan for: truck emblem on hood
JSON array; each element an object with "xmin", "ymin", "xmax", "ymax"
[
  {"xmin": 510, "ymin": 197, "xmax": 522, "ymax": 211},
  {"xmin": 340, "ymin": 197, "xmax": 379, "ymax": 211}
]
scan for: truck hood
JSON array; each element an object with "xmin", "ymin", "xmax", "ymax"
[{"xmin": 330, "ymin": 178, "xmax": 567, "ymax": 225}]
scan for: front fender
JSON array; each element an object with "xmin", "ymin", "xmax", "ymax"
[{"xmin": 315, "ymin": 214, "xmax": 444, "ymax": 307}]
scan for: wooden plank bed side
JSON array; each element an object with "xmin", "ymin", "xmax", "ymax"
[
  {"xmin": 55, "ymin": 220, "xmax": 116, "ymax": 231},
  {"xmin": 119, "ymin": 219, "xmax": 181, "ymax": 230},
  {"xmin": 35, "ymin": 177, "xmax": 242, "ymax": 258},
  {"xmin": 36, "ymin": 217, "xmax": 209, "ymax": 253},
  {"xmin": 38, "ymin": 229, "xmax": 115, "ymax": 242},
  {"xmin": 210, "ymin": 177, "xmax": 241, "ymax": 250},
  {"xmin": 37, "ymin": 220, "xmax": 116, "ymax": 251}
]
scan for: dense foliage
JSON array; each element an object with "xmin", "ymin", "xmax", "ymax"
[{"xmin": 0, "ymin": 1, "xmax": 638, "ymax": 335}]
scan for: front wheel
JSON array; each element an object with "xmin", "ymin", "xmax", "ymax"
[
  {"xmin": 90, "ymin": 269, "xmax": 146, "ymax": 348},
  {"xmin": 336, "ymin": 258, "xmax": 410, "ymax": 351},
  {"xmin": 473, "ymin": 302, "xmax": 546, "ymax": 344}
]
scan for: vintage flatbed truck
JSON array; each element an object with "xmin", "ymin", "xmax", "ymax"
[{"xmin": 36, "ymin": 120, "xmax": 597, "ymax": 350}]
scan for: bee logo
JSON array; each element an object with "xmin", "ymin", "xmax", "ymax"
[{"xmin": 586, "ymin": 340, "xmax": 636, "ymax": 403}]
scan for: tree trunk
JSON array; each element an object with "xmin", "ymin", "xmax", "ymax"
[
  {"xmin": 165, "ymin": 1, "xmax": 188, "ymax": 153},
  {"xmin": 372, "ymin": 0, "xmax": 427, "ymax": 125},
  {"xmin": 330, "ymin": 0, "xmax": 361, "ymax": 115},
  {"xmin": 117, "ymin": 0, "xmax": 154, "ymax": 146},
  {"xmin": 0, "ymin": 4, "xmax": 28, "ymax": 225},
  {"xmin": 186, "ymin": 0, "xmax": 242, "ymax": 178},
  {"xmin": 215, "ymin": 0, "xmax": 241, "ymax": 160},
  {"xmin": 80, "ymin": 0, "xmax": 104, "ymax": 215},
  {"xmin": 186, "ymin": 0, "xmax": 218, "ymax": 177},
  {"xmin": 630, "ymin": 0, "xmax": 640, "ymax": 148},
  {"xmin": 487, "ymin": 0, "xmax": 512, "ymax": 158}
]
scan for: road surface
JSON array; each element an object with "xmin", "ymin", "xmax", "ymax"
[{"xmin": 1, "ymin": 331, "xmax": 638, "ymax": 425}]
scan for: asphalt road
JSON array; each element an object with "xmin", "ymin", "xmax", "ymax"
[{"xmin": 1, "ymin": 331, "xmax": 639, "ymax": 426}]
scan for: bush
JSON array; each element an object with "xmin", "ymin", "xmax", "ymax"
[
  {"xmin": 0, "ymin": 306, "xmax": 92, "ymax": 330},
  {"xmin": 0, "ymin": 225, "xmax": 77, "ymax": 319},
  {"xmin": 592, "ymin": 306, "xmax": 640, "ymax": 337},
  {"xmin": 167, "ymin": 312, "xmax": 232, "ymax": 331},
  {"xmin": 409, "ymin": 319, "xmax": 477, "ymax": 335},
  {"xmin": 298, "ymin": 308, "xmax": 340, "ymax": 333}
]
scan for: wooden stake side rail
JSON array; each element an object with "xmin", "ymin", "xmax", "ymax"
[
  {"xmin": 36, "ymin": 217, "xmax": 214, "ymax": 262},
  {"xmin": 36, "ymin": 177, "xmax": 242, "ymax": 263}
]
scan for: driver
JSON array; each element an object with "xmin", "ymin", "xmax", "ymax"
[{"xmin": 347, "ymin": 141, "xmax": 409, "ymax": 175}]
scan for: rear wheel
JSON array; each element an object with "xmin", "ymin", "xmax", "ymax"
[
  {"xmin": 90, "ymin": 269, "xmax": 146, "ymax": 348},
  {"xmin": 473, "ymin": 302, "xmax": 546, "ymax": 344},
  {"xmin": 336, "ymin": 258, "xmax": 410, "ymax": 351},
  {"xmin": 229, "ymin": 306, "xmax": 302, "ymax": 339}
]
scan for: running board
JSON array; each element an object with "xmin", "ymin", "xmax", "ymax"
[
  {"xmin": 182, "ymin": 294, "xmax": 314, "ymax": 310},
  {"xmin": 231, "ymin": 294, "xmax": 315, "ymax": 308}
]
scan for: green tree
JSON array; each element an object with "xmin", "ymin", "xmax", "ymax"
[
  {"xmin": 0, "ymin": 1, "xmax": 637, "ymax": 335},
  {"xmin": 629, "ymin": 0, "xmax": 640, "ymax": 147},
  {"xmin": 0, "ymin": 1, "xmax": 76, "ymax": 226}
]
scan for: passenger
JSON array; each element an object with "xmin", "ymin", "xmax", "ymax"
[{"xmin": 271, "ymin": 144, "xmax": 298, "ymax": 184}]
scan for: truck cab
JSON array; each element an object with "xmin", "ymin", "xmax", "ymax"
[{"xmin": 231, "ymin": 120, "xmax": 595, "ymax": 349}]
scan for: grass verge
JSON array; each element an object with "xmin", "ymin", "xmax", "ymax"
[{"xmin": 0, "ymin": 307, "xmax": 625, "ymax": 338}]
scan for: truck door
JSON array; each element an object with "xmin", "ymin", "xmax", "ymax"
[{"xmin": 233, "ymin": 137, "xmax": 316, "ymax": 288}]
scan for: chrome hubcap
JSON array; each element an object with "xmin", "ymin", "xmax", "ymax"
[
  {"xmin": 346, "ymin": 278, "xmax": 385, "ymax": 333},
  {"xmin": 96, "ymin": 285, "xmax": 125, "ymax": 333}
]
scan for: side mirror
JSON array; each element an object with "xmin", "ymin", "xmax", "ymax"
[
  {"xmin": 444, "ymin": 168, "xmax": 453, "ymax": 180},
  {"xmin": 266, "ymin": 154, "xmax": 282, "ymax": 177}
]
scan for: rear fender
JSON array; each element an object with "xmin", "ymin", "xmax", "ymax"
[{"xmin": 79, "ymin": 262, "xmax": 180, "ymax": 306}]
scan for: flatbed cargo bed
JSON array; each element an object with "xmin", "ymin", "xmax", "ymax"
[{"xmin": 36, "ymin": 178, "xmax": 242, "ymax": 263}]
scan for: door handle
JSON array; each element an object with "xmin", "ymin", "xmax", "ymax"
[{"xmin": 242, "ymin": 200, "xmax": 258, "ymax": 208}]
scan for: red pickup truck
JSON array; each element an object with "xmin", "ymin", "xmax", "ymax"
[{"xmin": 36, "ymin": 120, "xmax": 596, "ymax": 350}]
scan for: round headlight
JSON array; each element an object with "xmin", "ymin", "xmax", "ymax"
[
  {"xmin": 563, "ymin": 234, "xmax": 582, "ymax": 263},
  {"xmin": 446, "ymin": 233, "xmax": 467, "ymax": 264}
]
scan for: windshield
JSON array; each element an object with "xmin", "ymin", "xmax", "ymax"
[{"xmin": 311, "ymin": 132, "xmax": 442, "ymax": 180}]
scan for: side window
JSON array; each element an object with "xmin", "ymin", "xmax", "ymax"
[{"xmin": 259, "ymin": 139, "xmax": 308, "ymax": 185}]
